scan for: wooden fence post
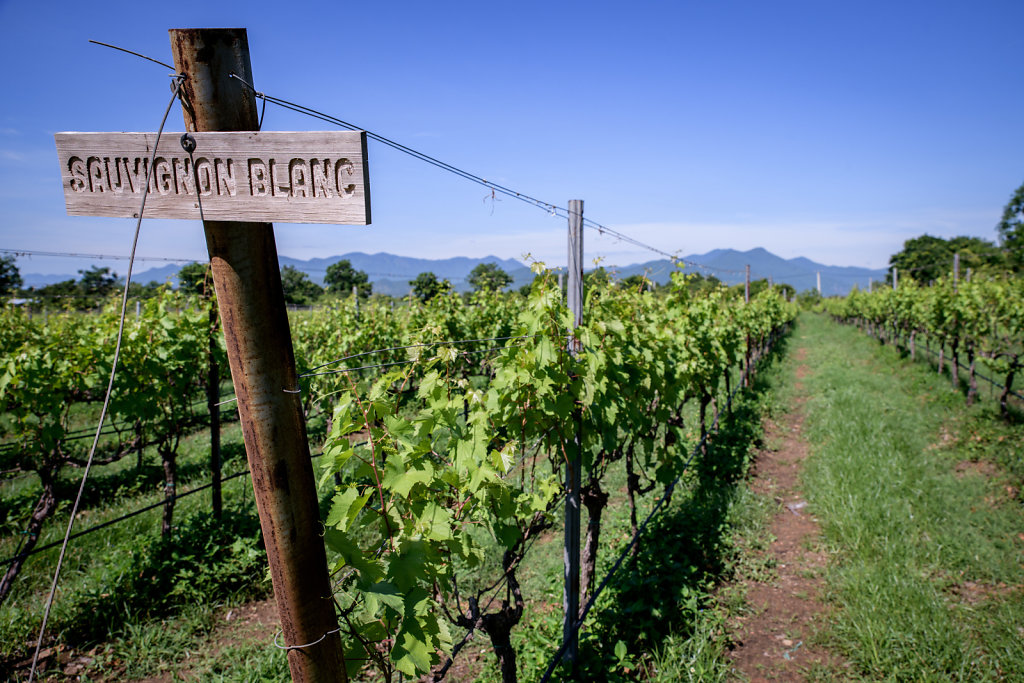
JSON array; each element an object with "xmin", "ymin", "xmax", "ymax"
[
  {"xmin": 207, "ymin": 298, "xmax": 222, "ymax": 519},
  {"xmin": 563, "ymin": 199, "xmax": 584, "ymax": 668},
  {"xmin": 169, "ymin": 28, "xmax": 346, "ymax": 682}
]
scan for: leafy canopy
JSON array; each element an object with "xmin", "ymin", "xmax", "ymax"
[
  {"xmin": 176, "ymin": 262, "xmax": 214, "ymax": 297},
  {"xmin": 280, "ymin": 265, "xmax": 323, "ymax": 306},
  {"xmin": 0, "ymin": 255, "xmax": 22, "ymax": 296},
  {"xmin": 997, "ymin": 180, "xmax": 1024, "ymax": 272},
  {"xmin": 467, "ymin": 263, "xmax": 512, "ymax": 292},
  {"xmin": 324, "ymin": 259, "xmax": 372, "ymax": 298},
  {"xmin": 888, "ymin": 234, "xmax": 1003, "ymax": 285},
  {"xmin": 409, "ymin": 271, "xmax": 451, "ymax": 302}
]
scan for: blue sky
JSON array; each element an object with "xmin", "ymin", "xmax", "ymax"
[{"xmin": 1, "ymin": 0, "xmax": 1022, "ymax": 279}]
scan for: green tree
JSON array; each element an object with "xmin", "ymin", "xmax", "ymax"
[
  {"xmin": 280, "ymin": 265, "xmax": 323, "ymax": 306},
  {"xmin": 31, "ymin": 279, "xmax": 78, "ymax": 309},
  {"xmin": 621, "ymin": 274, "xmax": 657, "ymax": 292},
  {"xmin": 797, "ymin": 289, "xmax": 822, "ymax": 309},
  {"xmin": 30, "ymin": 267, "xmax": 119, "ymax": 310},
  {"xmin": 467, "ymin": 263, "xmax": 512, "ymax": 292},
  {"xmin": 773, "ymin": 282, "xmax": 797, "ymax": 300},
  {"xmin": 78, "ymin": 265, "xmax": 118, "ymax": 298},
  {"xmin": 324, "ymin": 259, "xmax": 372, "ymax": 298},
  {"xmin": 679, "ymin": 272, "xmax": 722, "ymax": 295},
  {"xmin": 731, "ymin": 278, "xmax": 775, "ymax": 300},
  {"xmin": 997, "ymin": 181, "xmax": 1024, "ymax": 272},
  {"xmin": 177, "ymin": 262, "xmax": 214, "ymax": 297},
  {"xmin": 888, "ymin": 234, "xmax": 1002, "ymax": 285},
  {"xmin": 127, "ymin": 281, "xmax": 163, "ymax": 300},
  {"xmin": 410, "ymin": 271, "xmax": 451, "ymax": 302},
  {"xmin": 0, "ymin": 255, "xmax": 22, "ymax": 296}
]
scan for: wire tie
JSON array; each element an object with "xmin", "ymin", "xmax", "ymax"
[
  {"xmin": 272, "ymin": 626, "xmax": 342, "ymax": 651},
  {"xmin": 283, "ymin": 387, "xmax": 301, "ymax": 394},
  {"xmin": 179, "ymin": 133, "xmax": 197, "ymax": 155}
]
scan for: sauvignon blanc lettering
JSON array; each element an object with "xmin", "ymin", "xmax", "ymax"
[
  {"xmin": 54, "ymin": 131, "xmax": 370, "ymax": 225},
  {"xmin": 66, "ymin": 156, "xmax": 357, "ymax": 200}
]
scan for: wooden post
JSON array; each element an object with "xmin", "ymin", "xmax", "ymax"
[
  {"xmin": 892, "ymin": 267, "xmax": 898, "ymax": 290},
  {"xmin": 169, "ymin": 29, "xmax": 346, "ymax": 682},
  {"xmin": 563, "ymin": 199, "xmax": 584, "ymax": 668},
  {"xmin": 207, "ymin": 299, "xmax": 222, "ymax": 519},
  {"xmin": 744, "ymin": 264, "xmax": 750, "ymax": 303},
  {"xmin": 953, "ymin": 252, "xmax": 960, "ymax": 292},
  {"xmin": 816, "ymin": 271, "xmax": 821, "ymax": 295}
]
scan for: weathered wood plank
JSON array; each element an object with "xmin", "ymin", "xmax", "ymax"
[{"xmin": 54, "ymin": 131, "xmax": 370, "ymax": 224}]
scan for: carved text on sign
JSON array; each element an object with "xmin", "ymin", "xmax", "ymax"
[
  {"xmin": 65, "ymin": 156, "xmax": 358, "ymax": 200},
  {"xmin": 55, "ymin": 131, "xmax": 370, "ymax": 225}
]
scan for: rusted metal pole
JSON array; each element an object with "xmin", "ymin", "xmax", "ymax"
[{"xmin": 169, "ymin": 28, "xmax": 346, "ymax": 682}]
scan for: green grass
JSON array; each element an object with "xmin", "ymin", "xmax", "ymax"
[{"xmin": 796, "ymin": 313, "xmax": 1024, "ymax": 681}]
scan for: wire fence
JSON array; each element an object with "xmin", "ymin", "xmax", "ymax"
[
  {"xmin": 537, "ymin": 336, "xmax": 764, "ymax": 682},
  {"xmin": 1, "ymin": 38, "xmax": 803, "ymax": 681},
  {"xmin": 0, "ymin": 330, "xmax": 542, "ymax": 565},
  {"xmin": 860, "ymin": 327, "xmax": 1023, "ymax": 402}
]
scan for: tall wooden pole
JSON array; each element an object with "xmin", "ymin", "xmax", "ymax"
[
  {"xmin": 892, "ymin": 267, "xmax": 898, "ymax": 291},
  {"xmin": 169, "ymin": 29, "xmax": 346, "ymax": 682},
  {"xmin": 816, "ymin": 271, "xmax": 821, "ymax": 295},
  {"xmin": 207, "ymin": 299, "xmax": 222, "ymax": 519},
  {"xmin": 563, "ymin": 199, "xmax": 584, "ymax": 668},
  {"xmin": 953, "ymin": 252, "xmax": 960, "ymax": 292},
  {"xmin": 744, "ymin": 264, "xmax": 750, "ymax": 303}
]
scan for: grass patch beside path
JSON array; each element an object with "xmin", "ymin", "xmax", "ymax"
[{"xmin": 797, "ymin": 313, "xmax": 1024, "ymax": 681}]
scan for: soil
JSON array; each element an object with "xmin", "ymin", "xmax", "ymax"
[{"xmin": 726, "ymin": 348, "xmax": 847, "ymax": 681}]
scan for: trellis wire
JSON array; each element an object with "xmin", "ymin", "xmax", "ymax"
[
  {"xmin": 537, "ymin": 334, "xmax": 768, "ymax": 683},
  {"xmin": 27, "ymin": 74, "xmax": 187, "ymax": 683},
  {"xmin": 0, "ymin": 438, "xmax": 366, "ymax": 570},
  {"xmin": 300, "ymin": 333, "xmax": 548, "ymax": 376},
  {"xmin": 300, "ymin": 341, "xmax": 531, "ymax": 379}
]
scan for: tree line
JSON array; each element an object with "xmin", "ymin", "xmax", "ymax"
[
  {"xmin": 0, "ymin": 259, "xmax": 526, "ymax": 309},
  {"xmin": 887, "ymin": 181, "xmax": 1024, "ymax": 285}
]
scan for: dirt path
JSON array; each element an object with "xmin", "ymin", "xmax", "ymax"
[{"xmin": 726, "ymin": 348, "xmax": 846, "ymax": 681}]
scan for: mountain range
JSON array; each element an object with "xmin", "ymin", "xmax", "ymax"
[{"xmin": 21, "ymin": 248, "xmax": 888, "ymax": 297}]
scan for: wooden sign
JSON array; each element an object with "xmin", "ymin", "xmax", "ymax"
[{"xmin": 54, "ymin": 131, "xmax": 370, "ymax": 224}]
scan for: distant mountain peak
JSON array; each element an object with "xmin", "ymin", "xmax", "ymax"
[{"xmin": 23, "ymin": 248, "xmax": 882, "ymax": 297}]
